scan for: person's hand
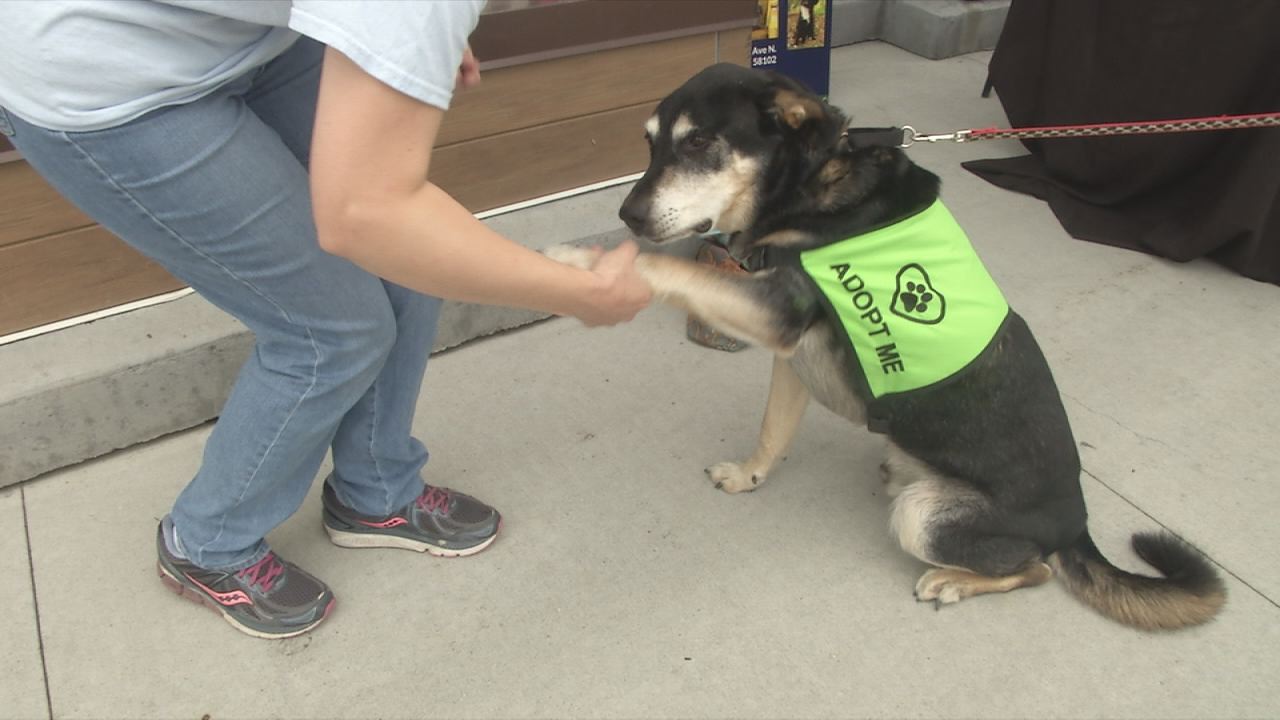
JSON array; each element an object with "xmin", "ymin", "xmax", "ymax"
[
  {"xmin": 575, "ymin": 241, "xmax": 653, "ymax": 327},
  {"xmin": 455, "ymin": 45, "xmax": 481, "ymax": 91}
]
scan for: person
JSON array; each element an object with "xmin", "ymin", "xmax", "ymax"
[{"xmin": 0, "ymin": 1, "xmax": 652, "ymax": 639}]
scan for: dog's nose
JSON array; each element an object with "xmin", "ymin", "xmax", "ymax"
[{"xmin": 619, "ymin": 195, "xmax": 650, "ymax": 234}]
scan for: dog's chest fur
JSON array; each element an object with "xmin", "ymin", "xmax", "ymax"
[{"xmin": 787, "ymin": 320, "xmax": 865, "ymax": 424}]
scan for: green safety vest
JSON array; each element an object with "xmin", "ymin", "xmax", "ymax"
[{"xmin": 796, "ymin": 200, "xmax": 1009, "ymax": 407}]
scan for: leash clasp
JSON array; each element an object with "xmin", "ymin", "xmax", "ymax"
[{"xmin": 899, "ymin": 126, "xmax": 972, "ymax": 147}]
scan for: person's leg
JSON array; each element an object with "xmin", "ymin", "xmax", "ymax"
[
  {"xmin": 244, "ymin": 39, "xmax": 440, "ymax": 517},
  {"xmin": 316, "ymin": 275, "xmax": 500, "ymax": 558},
  {"xmin": 4, "ymin": 45, "xmax": 395, "ymax": 572},
  {"xmin": 247, "ymin": 41, "xmax": 499, "ymax": 547},
  {"xmin": 327, "ymin": 282, "xmax": 440, "ymax": 514}
]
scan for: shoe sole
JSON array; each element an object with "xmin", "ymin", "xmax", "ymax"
[
  {"xmin": 157, "ymin": 562, "xmax": 334, "ymax": 640},
  {"xmin": 323, "ymin": 519, "xmax": 500, "ymax": 558}
]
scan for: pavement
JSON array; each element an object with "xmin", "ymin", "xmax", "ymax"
[{"xmin": 4, "ymin": 42, "xmax": 1279, "ymax": 720}]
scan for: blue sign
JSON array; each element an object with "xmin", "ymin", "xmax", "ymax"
[{"xmin": 751, "ymin": 0, "xmax": 832, "ymax": 97}]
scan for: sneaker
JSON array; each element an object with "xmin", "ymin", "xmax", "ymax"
[
  {"xmin": 156, "ymin": 521, "xmax": 335, "ymax": 639},
  {"xmin": 321, "ymin": 479, "xmax": 501, "ymax": 557}
]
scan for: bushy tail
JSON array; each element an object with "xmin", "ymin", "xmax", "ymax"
[{"xmin": 1049, "ymin": 530, "xmax": 1226, "ymax": 631}]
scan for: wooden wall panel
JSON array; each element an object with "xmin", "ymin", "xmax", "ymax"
[
  {"xmin": 433, "ymin": 104, "xmax": 653, "ymax": 213},
  {"xmin": 0, "ymin": 161, "xmax": 94, "ymax": 248},
  {"xmin": 717, "ymin": 27, "xmax": 752, "ymax": 66},
  {"xmin": 472, "ymin": 0, "xmax": 755, "ymax": 68},
  {"xmin": 0, "ymin": 226, "xmax": 184, "ymax": 335},
  {"xmin": 438, "ymin": 33, "xmax": 712, "ymax": 146}
]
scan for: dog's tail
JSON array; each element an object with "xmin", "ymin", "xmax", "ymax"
[{"xmin": 1049, "ymin": 530, "xmax": 1225, "ymax": 631}]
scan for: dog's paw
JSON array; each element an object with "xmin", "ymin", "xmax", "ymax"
[
  {"xmin": 543, "ymin": 244, "xmax": 598, "ymax": 270},
  {"xmin": 913, "ymin": 568, "xmax": 968, "ymax": 608},
  {"xmin": 705, "ymin": 462, "xmax": 764, "ymax": 494}
]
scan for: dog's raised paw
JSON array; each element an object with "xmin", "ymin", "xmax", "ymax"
[
  {"xmin": 706, "ymin": 462, "xmax": 762, "ymax": 494},
  {"xmin": 543, "ymin": 244, "xmax": 597, "ymax": 270}
]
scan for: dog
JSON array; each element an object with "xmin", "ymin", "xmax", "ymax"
[
  {"xmin": 547, "ymin": 63, "xmax": 1225, "ymax": 631},
  {"xmin": 794, "ymin": 0, "xmax": 818, "ymax": 44}
]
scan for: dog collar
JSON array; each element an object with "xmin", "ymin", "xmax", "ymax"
[{"xmin": 842, "ymin": 127, "xmax": 910, "ymax": 149}]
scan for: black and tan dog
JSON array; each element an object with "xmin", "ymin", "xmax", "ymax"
[
  {"xmin": 548, "ymin": 64, "xmax": 1225, "ymax": 631},
  {"xmin": 794, "ymin": 0, "xmax": 819, "ymax": 44}
]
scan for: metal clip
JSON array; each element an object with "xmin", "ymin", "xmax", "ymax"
[{"xmin": 899, "ymin": 126, "xmax": 972, "ymax": 147}]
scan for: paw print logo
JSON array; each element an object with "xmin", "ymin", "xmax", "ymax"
[
  {"xmin": 891, "ymin": 264, "xmax": 945, "ymax": 324},
  {"xmin": 900, "ymin": 281, "xmax": 934, "ymax": 313}
]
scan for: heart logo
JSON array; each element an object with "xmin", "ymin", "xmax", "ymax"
[{"xmin": 891, "ymin": 264, "xmax": 945, "ymax": 324}]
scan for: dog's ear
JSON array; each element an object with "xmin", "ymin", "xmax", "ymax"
[
  {"xmin": 770, "ymin": 88, "xmax": 827, "ymax": 131},
  {"xmin": 756, "ymin": 78, "xmax": 844, "ymax": 152}
]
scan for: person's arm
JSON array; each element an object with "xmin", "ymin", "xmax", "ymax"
[{"xmin": 309, "ymin": 47, "xmax": 650, "ymax": 326}]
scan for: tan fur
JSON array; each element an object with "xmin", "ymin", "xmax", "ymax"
[
  {"xmin": 644, "ymin": 153, "xmax": 761, "ymax": 240},
  {"xmin": 814, "ymin": 157, "xmax": 860, "ymax": 211},
  {"xmin": 671, "ymin": 113, "xmax": 694, "ymax": 143},
  {"xmin": 786, "ymin": 323, "xmax": 866, "ymax": 424},
  {"xmin": 817, "ymin": 157, "xmax": 850, "ymax": 188},
  {"xmin": 885, "ymin": 446, "xmax": 990, "ymax": 564},
  {"xmin": 1048, "ymin": 552, "xmax": 1226, "ymax": 631},
  {"xmin": 881, "ymin": 443, "xmax": 939, "ymax": 498},
  {"xmin": 811, "ymin": 149, "xmax": 897, "ymax": 211},
  {"xmin": 772, "ymin": 89, "xmax": 825, "ymax": 129},
  {"xmin": 712, "ymin": 153, "xmax": 763, "ymax": 235},
  {"xmin": 708, "ymin": 356, "xmax": 810, "ymax": 493},
  {"xmin": 633, "ymin": 254, "xmax": 799, "ymax": 354},
  {"xmin": 915, "ymin": 564, "xmax": 1054, "ymax": 605},
  {"xmin": 543, "ymin": 247, "xmax": 796, "ymax": 353},
  {"xmin": 755, "ymin": 229, "xmax": 815, "ymax": 247}
]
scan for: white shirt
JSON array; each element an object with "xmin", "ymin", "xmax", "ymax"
[{"xmin": 0, "ymin": 0, "xmax": 484, "ymax": 131}]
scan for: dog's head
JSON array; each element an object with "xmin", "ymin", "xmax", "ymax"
[{"xmin": 618, "ymin": 63, "xmax": 847, "ymax": 245}]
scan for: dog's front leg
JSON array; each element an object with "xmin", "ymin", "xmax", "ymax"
[
  {"xmin": 634, "ymin": 254, "xmax": 809, "ymax": 355},
  {"xmin": 708, "ymin": 355, "xmax": 810, "ymax": 493},
  {"xmin": 543, "ymin": 246, "xmax": 811, "ymax": 354}
]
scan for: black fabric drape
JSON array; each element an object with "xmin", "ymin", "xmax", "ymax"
[{"xmin": 962, "ymin": 0, "xmax": 1280, "ymax": 285}]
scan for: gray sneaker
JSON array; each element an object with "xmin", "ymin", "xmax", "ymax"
[
  {"xmin": 156, "ymin": 519, "xmax": 334, "ymax": 639},
  {"xmin": 321, "ymin": 479, "xmax": 500, "ymax": 557}
]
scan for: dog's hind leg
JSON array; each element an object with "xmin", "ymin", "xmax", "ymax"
[
  {"xmin": 888, "ymin": 464, "xmax": 1051, "ymax": 607},
  {"xmin": 913, "ymin": 563, "xmax": 1053, "ymax": 607},
  {"xmin": 909, "ymin": 523, "xmax": 1052, "ymax": 607},
  {"xmin": 708, "ymin": 355, "xmax": 810, "ymax": 493}
]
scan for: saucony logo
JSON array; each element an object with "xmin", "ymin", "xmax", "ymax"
[
  {"xmin": 358, "ymin": 517, "xmax": 408, "ymax": 529},
  {"xmin": 186, "ymin": 574, "xmax": 252, "ymax": 607}
]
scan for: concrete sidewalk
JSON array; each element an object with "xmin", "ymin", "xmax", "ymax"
[{"xmin": 4, "ymin": 42, "xmax": 1279, "ymax": 720}]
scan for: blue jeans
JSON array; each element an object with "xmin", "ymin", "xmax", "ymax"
[{"xmin": 2, "ymin": 38, "xmax": 440, "ymax": 571}]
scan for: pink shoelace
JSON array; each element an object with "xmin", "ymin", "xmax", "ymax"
[
  {"xmin": 416, "ymin": 486, "xmax": 452, "ymax": 514},
  {"xmin": 237, "ymin": 553, "xmax": 285, "ymax": 593}
]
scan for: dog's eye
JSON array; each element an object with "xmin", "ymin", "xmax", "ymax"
[{"xmin": 684, "ymin": 133, "xmax": 712, "ymax": 151}]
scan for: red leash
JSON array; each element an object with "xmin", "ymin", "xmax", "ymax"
[{"xmin": 900, "ymin": 111, "xmax": 1280, "ymax": 146}]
